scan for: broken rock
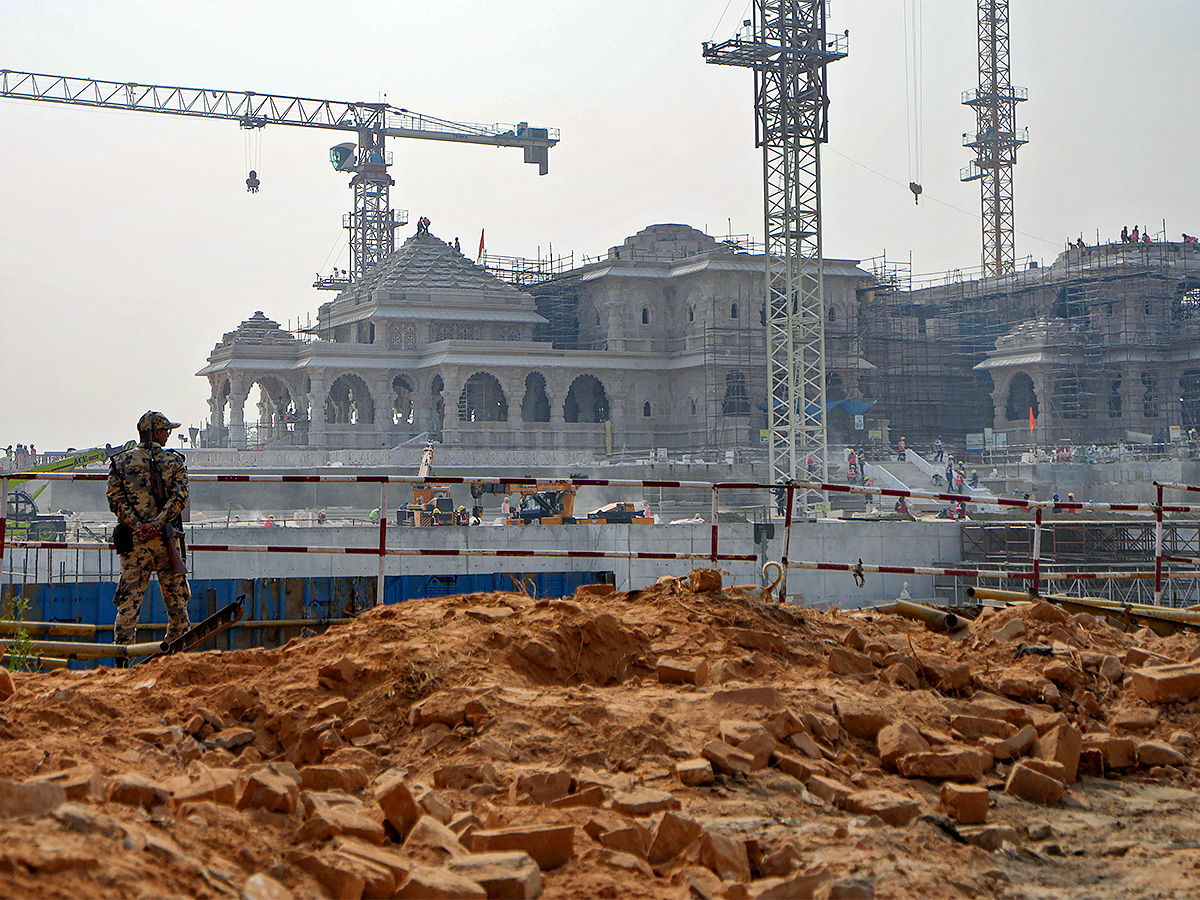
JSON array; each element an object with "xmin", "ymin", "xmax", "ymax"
[
  {"xmin": 844, "ymin": 790, "xmax": 921, "ymax": 826},
  {"xmin": 1130, "ymin": 661, "xmax": 1200, "ymax": 704},
  {"xmin": 940, "ymin": 783, "xmax": 989, "ymax": 825},
  {"xmin": 471, "ymin": 825, "xmax": 575, "ymax": 870},
  {"xmin": 445, "ymin": 851, "xmax": 543, "ymax": 900}
]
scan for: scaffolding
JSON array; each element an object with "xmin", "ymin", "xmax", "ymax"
[{"xmin": 855, "ymin": 241, "xmax": 1200, "ymax": 451}]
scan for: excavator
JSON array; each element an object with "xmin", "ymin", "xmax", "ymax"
[{"xmin": 4, "ymin": 443, "xmax": 134, "ymax": 540}]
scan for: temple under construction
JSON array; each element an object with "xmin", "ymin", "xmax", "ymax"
[{"xmin": 198, "ymin": 224, "xmax": 1200, "ymax": 457}]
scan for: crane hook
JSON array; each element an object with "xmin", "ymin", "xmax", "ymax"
[
  {"xmin": 246, "ymin": 169, "xmax": 260, "ymax": 193},
  {"xmin": 909, "ymin": 182, "xmax": 922, "ymax": 205}
]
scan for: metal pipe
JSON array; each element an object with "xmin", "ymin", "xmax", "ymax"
[
  {"xmin": 966, "ymin": 586, "xmax": 1034, "ymax": 603},
  {"xmin": 0, "ymin": 621, "xmax": 98, "ymax": 637},
  {"xmin": 888, "ymin": 599, "xmax": 962, "ymax": 632},
  {"xmin": 1154, "ymin": 484, "xmax": 1164, "ymax": 605},
  {"xmin": 15, "ymin": 639, "xmax": 166, "ymax": 660},
  {"xmin": 1, "ymin": 655, "xmax": 69, "ymax": 670}
]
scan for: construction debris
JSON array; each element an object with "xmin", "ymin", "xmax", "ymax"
[{"xmin": 0, "ymin": 577, "xmax": 1197, "ymax": 898}]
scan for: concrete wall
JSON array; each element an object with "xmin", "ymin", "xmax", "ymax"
[{"xmin": 4, "ymin": 519, "xmax": 964, "ymax": 608}]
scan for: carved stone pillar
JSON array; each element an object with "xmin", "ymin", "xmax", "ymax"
[
  {"xmin": 439, "ymin": 369, "xmax": 463, "ymax": 446},
  {"xmin": 227, "ymin": 373, "xmax": 250, "ymax": 451},
  {"xmin": 308, "ymin": 373, "xmax": 327, "ymax": 449},
  {"xmin": 370, "ymin": 374, "xmax": 393, "ymax": 447}
]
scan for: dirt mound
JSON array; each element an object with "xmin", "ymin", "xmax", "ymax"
[{"xmin": 0, "ymin": 578, "xmax": 1199, "ymax": 898}]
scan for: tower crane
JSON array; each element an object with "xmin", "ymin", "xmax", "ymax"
[
  {"xmin": 703, "ymin": 3, "xmax": 847, "ymax": 514},
  {"xmin": 0, "ymin": 69, "xmax": 559, "ymax": 289}
]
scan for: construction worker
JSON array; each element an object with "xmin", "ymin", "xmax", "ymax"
[{"xmin": 106, "ymin": 411, "xmax": 191, "ymax": 651}]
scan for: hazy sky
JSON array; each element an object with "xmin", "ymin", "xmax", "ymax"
[{"xmin": 2, "ymin": 1, "xmax": 1197, "ymax": 452}]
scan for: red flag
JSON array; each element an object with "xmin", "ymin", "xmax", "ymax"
[
  {"xmin": 1029, "ymin": 407, "xmax": 1036, "ymax": 432},
  {"xmin": 476, "ymin": 228, "xmax": 485, "ymax": 263}
]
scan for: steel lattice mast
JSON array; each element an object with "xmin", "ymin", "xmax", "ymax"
[
  {"xmin": 960, "ymin": 0, "xmax": 1027, "ymax": 277},
  {"xmin": 0, "ymin": 69, "xmax": 558, "ymax": 287},
  {"xmin": 704, "ymin": 3, "xmax": 847, "ymax": 511}
]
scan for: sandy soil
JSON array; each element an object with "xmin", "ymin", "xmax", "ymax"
[{"xmin": 0, "ymin": 574, "xmax": 1198, "ymax": 899}]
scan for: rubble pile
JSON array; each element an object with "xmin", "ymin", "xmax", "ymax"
[{"xmin": 1, "ymin": 573, "xmax": 1199, "ymax": 898}]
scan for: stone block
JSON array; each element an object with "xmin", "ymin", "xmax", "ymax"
[
  {"xmin": 835, "ymin": 698, "xmax": 891, "ymax": 740},
  {"xmin": 170, "ymin": 767, "xmax": 238, "ymax": 806},
  {"xmin": 206, "ymin": 727, "xmax": 256, "ymax": 751},
  {"xmin": 1032, "ymin": 724, "xmax": 1082, "ymax": 784},
  {"xmin": 1004, "ymin": 761, "xmax": 1063, "ymax": 805},
  {"xmin": 470, "ymin": 825, "xmax": 575, "ymax": 870},
  {"xmin": 879, "ymin": 662, "xmax": 920, "ymax": 689},
  {"xmin": 611, "ymin": 787, "xmax": 680, "ymax": 817},
  {"xmin": 375, "ymin": 774, "xmax": 422, "ymax": 840},
  {"xmin": 1130, "ymin": 662, "xmax": 1200, "ymax": 704},
  {"xmin": 445, "ymin": 851, "xmax": 543, "ymax": 900},
  {"xmin": 996, "ymin": 669, "xmax": 1048, "ymax": 702},
  {"xmin": 918, "ymin": 653, "xmax": 972, "ymax": 692},
  {"xmin": 940, "ymin": 783, "xmax": 988, "ymax": 824},
  {"xmin": 959, "ymin": 825, "xmax": 1022, "ymax": 851},
  {"xmin": 1099, "ymin": 655, "xmax": 1124, "ymax": 682},
  {"xmin": 395, "ymin": 865, "xmax": 487, "ymax": 900},
  {"xmin": 737, "ymin": 732, "xmax": 779, "ymax": 770},
  {"xmin": 806, "ymin": 775, "xmax": 853, "ymax": 807},
  {"xmin": 107, "ymin": 773, "xmax": 170, "ymax": 810},
  {"xmin": 702, "ymin": 739, "xmax": 754, "ymax": 776},
  {"xmin": 690, "ymin": 568, "xmax": 722, "ymax": 591},
  {"xmin": 575, "ymin": 583, "xmax": 615, "ymax": 599},
  {"xmin": 772, "ymin": 752, "xmax": 821, "ymax": 784},
  {"xmin": 1004, "ymin": 725, "xmax": 1038, "ymax": 758},
  {"xmin": 991, "ymin": 619, "xmax": 1026, "ymax": 642},
  {"xmin": 876, "ymin": 722, "xmax": 929, "ymax": 772},
  {"xmin": 0, "ymin": 779, "xmax": 66, "ymax": 817},
  {"xmin": 785, "ymin": 731, "xmax": 826, "ymax": 760},
  {"xmin": 656, "ymin": 656, "xmax": 709, "ymax": 686},
  {"xmin": 599, "ymin": 825, "xmax": 649, "ymax": 859},
  {"xmin": 334, "ymin": 837, "xmax": 412, "ymax": 884},
  {"xmin": 1137, "ymin": 740, "xmax": 1187, "ymax": 768},
  {"xmin": 400, "ymin": 816, "xmax": 467, "ymax": 863},
  {"xmin": 0, "ymin": 668, "xmax": 14, "ymax": 702},
  {"xmin": 827, "ymin": 646, "xmax": 874, "ymax": 677},
  {"xmin": 699, "ymin": 830, "xmax": 751, "ymax": 883},
  {"xmin": 432, "ymin": 762, "xmax": 498, "ymax": 790},
  {"xmin": 719, "ymin": 719, "xmax": 768, "ymax": 745},
  {"xmin": 25, "ymin": 766, "xmax": 105, "ymax": 803},
  {"xmin": 1020, "ymin": 758, "xmax": 1067, "ymax": 783},
  {"xmin": 298, "ymin": 804, "xmax": 386, "ymax": 845},
  {"xmin": 648, "ymin": 811, "xmax": 703, "ymax": 865},
  {"xmin": 300, "ymin": 764, "xmax": 369, "ymax": 794},
  {"xmin": 240, "ymin": 873, "xmax": 293, "ymax": 900},
  {"xmin": 767, "ymin": 709, "xmax": 805, "ymax": 741},
  {"xmin": 238, "ymin": 767, "xmax": 299, "ymax": 814},
  {"xmin": 712, "ymin": 686, "xmax": 782, "ymax": 707},
  {"xmin": 550, "ymin": 786, "xmax": 607, "ymax": 809},
  {"xmin": 509, "ymin": 770, "xmax": 571, "ymax": 805},
  {"xmin": 897, "ymin": 749, "xmax": 982, "ymax": 782},
  {"xmin": 1083, "ymin": 735, "xmax": 1137, "ymax": 770},
  {"xmin": 414, "ymin": 786, "xmax": 453, "ymax": 824},
  {"xmin": 676, "ymin": 758, "xmax": 715, "ymax": 787},
  {"xmin": 949, "ymin": 715, "xmax": 1014, "ymax": 740},
  {"xmin": 1078, "ymin": 747, "xmax": 1105, "ymax": 778},
  {"xmin": 1112, "ymin": 708, "xmax": 1159, "ymax": 732},
  {"xmin": 747, "ymin": 867, "xmax": 835, "ymax": 899},
  {"xmin": 844, "ymin": 790, "xmax": 921, "ymax": 827},
  {"xmin": 288, "ymin": 850, "xmax": 367, "ymax": 900}
]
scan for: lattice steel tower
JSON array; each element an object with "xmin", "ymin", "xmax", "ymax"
[
  {"xmin": 703, "ymin": 3, "xmax": 847, "ymax": 510},
  {"xmin": 961, "ymin": 0, "xmax": 1028, "ymax": 277}
]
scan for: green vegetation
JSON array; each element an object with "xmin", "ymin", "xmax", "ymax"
[{"xmin": 2, "ymin": 593, "xmax": 42, "ymax": 672}]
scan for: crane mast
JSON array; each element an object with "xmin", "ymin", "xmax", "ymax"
[
  {"xmin": 703, "ymin": 2, "xmax": 847, "ymax": 514},
  {"xmin": 0, "ymin": 69, "xmax": 558, "ymax": 287},
  {"xmin": 959, "ymin": 0, "xmax": 1027, "ymax": 277}
]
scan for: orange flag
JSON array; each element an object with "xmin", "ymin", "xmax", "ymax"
[
  {"xmin": 1029, "ymin": 407, "xmax": 1036, "ymax": 432},
  {"xmin": 477, "ymin": 228, "xmax": 486, "ymax": 263}
]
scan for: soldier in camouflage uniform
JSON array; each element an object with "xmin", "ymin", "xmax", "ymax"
[{"xmin": 107, "ymin": 411, "xmax": 191, "ymax": 646}]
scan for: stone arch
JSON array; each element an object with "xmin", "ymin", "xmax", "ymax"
[
  {"xmin": 643, "ymin": 401, "xmax": 652, "ymax": 417},
  {"xmin": 521, "ymin": 372, "xmax": 551, "ymax": 422},
  {"xmin": 689, "ymin": 396, "xmax": 697, "ymax": 417},
  {"xmin": 325, "ymin": 373, "xmax": 375, "ymax": 424},
  {"xmin": 458, "ymin": 372, "xmax": 508, "ymax": 422},
  {"xmin": 564, "ymin": 375, "xmax": 610, "ymax": 423},
  {"xmin": 1004, "ymin": 372, "xmax": 1038, "ymax": 421},
  {"xmin": 730, "ymin": 302, "xmax": 739, "ymax": 320},
  {"xmin": 687, "ymin": 305, "xmax": 695, "ymax": 322},
  {"xmin": 641, "ymin": 307, "xmax": 650, "ymax": 325},
  {"xmin": 392, "ymin": 375, "xmax": 415, "ymax": 425}
]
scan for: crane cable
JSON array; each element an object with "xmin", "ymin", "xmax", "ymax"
[
  {"xmin": 244, "ymin": 127, "xmax": 262, "ymax": 193},
  {"xmin": 904, "ymin": 0, "xmax": 924, "ymax": 205}
]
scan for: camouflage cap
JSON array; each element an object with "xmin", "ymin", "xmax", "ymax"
[{"xmin": 137, "ymin": 410, "xmax": 181, "ymax": 434}]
